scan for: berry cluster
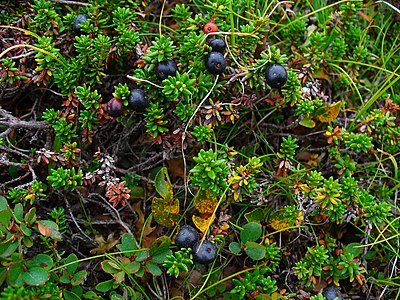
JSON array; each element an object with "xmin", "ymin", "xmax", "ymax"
[
  {"xmin": 204, "ymin": 23, "xmax": 227, "ymax": 75},
  {"xmin": 106, "ymin": 89, "xmax": 148, "ymax": 118},
  {"xmin": 68, "ymin": 15, "xmax": 289, "ymax": 119},
  {"xmin": 174, "ymin": 225, "xmax": 217, "ymax": 265}
]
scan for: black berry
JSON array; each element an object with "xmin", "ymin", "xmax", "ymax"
[
  {"xmin": 205, "ymin": 52, "xmax": 226, "ymax": 75},
  {"xmin": 155, "ymin": 60, "xmax": 178, "ymax": 81},
  {"xmin": 323, "ymin": 287, "xmax": 344, "ymax": 300},
  {"xmin": 264, "ymin": 63, "xmax": 288, "ymax": 89},
  {"xmin": 175, "ymin": 225, "xmax": 199, "ymax": 249},
  {"xmin": 107, "ymin": 98, "xmax": 124, "ymax": 117},
  {"xmin": 73, "ymin": 14, "xmax": 88, "ymax": 33},
  {"xmin": 208, "ymin": 38, "xmax": 226, "ymax": 53},
  {"xmin": 128, "ymin": 89, "xmax": 148, "ymax": 112},
  {"xmin": 192, "ymin": 240, "xmax": 217, "ymax": 264}
]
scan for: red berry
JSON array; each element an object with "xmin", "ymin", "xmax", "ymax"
[
  {"xmin": 203, "ymin": 22, "xmax": 218, "ymax": 35},
  {"xmin": 107, "ymin": 98, "xmax": 124, "ymax": 117}
]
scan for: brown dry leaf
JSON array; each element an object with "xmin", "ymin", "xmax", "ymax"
[
  {"xmin": 141, "ymin": 215, "xmax": 158, "ymax": 248},
  {"xmin": 132, "ymin": 202, "xmax": 157, "ymax": 247},
  {"xmin": 167, "ymin": 158, "xmax": 185, "ymax": 180},
  {"xmin": 37, "ymin": 222, "xmax": 53, "ymax": 237},
  {"xmin": 133, "ymin": 202, "xmax": 145, "ymax": 234},
  {"xmin": 90, "ymin": 233, "xmax": 119, "ymax": 254},
  {"xmin": 313, "ymin": 279, "xmax": 328, "ymax": 293},
  {"xmin": 142, "ymin": 214, "xmax": 156, "ymax": 237}
]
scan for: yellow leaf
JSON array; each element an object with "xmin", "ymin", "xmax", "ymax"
[
  {"xmin": 192, "ymin": 215, "xmax": 215, "ymax": 233},
  {"xmin": 24, "ymin": 194, "xmax": 35, "ymax": 201},
  {"xmin": 193, "ymin": 190, "xmax": 218, "ymax": 215},
  {"xmin": 269, "ymin": 208, "xmax": 296, "ymax": 231},
  {"xmin": 314, "ymin": 101, "xmax": 341, "ymax": 123},
  {"xmin": 152, "ymin": 196, "xmax": 180, "ymax": 228}
]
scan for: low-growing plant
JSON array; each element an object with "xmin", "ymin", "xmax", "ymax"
[{"xmin": 0, "ymin": 0, "xmax": 399, "ymax": 299}]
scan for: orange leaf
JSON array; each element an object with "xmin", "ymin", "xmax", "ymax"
[{"xmin": 314, "ymin": 101, "xmax": 341, "ymax": 123}]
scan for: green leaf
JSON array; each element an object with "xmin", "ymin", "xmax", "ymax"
[
  {"xmin": 71, "ymin": 270, "xmax": 87, "ymax": 286},
  {"xmin": 28, "ymin": 254, "xmax": 53, "ymax": 270},
  {"xmin": 240, "ymin": 222, "xmax": 262, "ymax": 244},
  {"xmin": 229, "ymin": 242, "xmax": 242, "ymax": 254},
  {"xmin": 60, "ymin": 272, "xmax": 71, "ymax": 284},
  {"xmin": 82, "ymin": 291, "xmax": 99, "ymax": 299},
  {"xmin": 0, "ymin": 208, "xmax": 12, "ymax": 233},
  {"xmin": 66, "ymin": 253, "xmax": 79, "ymax": 274},
  {"xmin": 23, "ymin": 236, "xmax": 33, "ymax": 248},
  {"xmin": 96, "ymin": 279, "xmax": 115, "ymax": 292},
  {"xmin": 299, "ymin": 117, "xmax": 316, "ymax": 128},
  {"xmin": 207, "ymin": 170, "xmax": 216, "ymax": 179},
  {"xmin": 244, "ymin": 242, "xmax": 266, "ymax": 260},
  {"xmin": 146, "ymin": 261, "xmax": 162, "ymax": 276},
  {"xmin": 23, "ymin": 267, "xmax": 49, "ymax": 286},
  {"xmin": 115, "ymin": 270, "xmax": 125, "ymax": 283},
  {"xmin": 8, "ymin": 261, "xmax": 23, "ymax": 286},
  {"xmin": 111, "ymin": 294, "xmax": 124, "ymax": 300},
  {"xmin": 150, "ymin": 236, "xmax": 172, "ymax": 264},
  {"xmin": 24, "ymin": 207, "xmax": 37, "ymax": 226},
  {"xmin": 20, "ymin": 223, "xmax": 32, "ymax": 236},
  {"xmin": 0, "ymin": 266, "xmax": 6, "ymax": 286},
  {"xmin": 135, "ymin": 266, "xmax": 145, "ymax": 277},
  {"xmin": 344, "ymin": 243, "xmax": 362, "ymax": 257},
  {"xmin": 0, "ymin": 240, "xmax": 19, "ymax": 258},
  {"xmin": 13, "ymin": 203, "xmax": 23, "ymax": 223},
  {"xmin": 135, "ymin": 249, "xmax": 149, "ymax": 262},
  {"xmin": 244, "ymin": 208, "xmax": 269, "ymax": 223},
  {"xmin": 364, "ymin": 250, "xmax": 376, "ymax": 260},
  {"xmin": 0, "ymin": 196, "xmax": 7, "ymax": 210},
  {"xmin": 122, "ymin": 261, "xmax": 140, "ymax": 274},
  {"xmin": 63, "ymin": 290, "xmax": 81, "ymax": 300},
  {"xmin": 130, "ymin": 186, "xmax": 144, "ymax": 199},
  {"xmin": 71, "ymin": 285, "xmax": 83, "ymax": 298},
  {"xmin": 117, "ymin": 233, "xmax": 137, "ymax": 256},
  {"xmin": 224, "ymin": 293, "xmax": 242, "ymax": 300},
  {"xmin": 101, "ymin": 260, "xmax": 120, "ymax": 274},
  {"xmin": 154, "ymin": 167, "xmax": 173, "ymax": 200}
]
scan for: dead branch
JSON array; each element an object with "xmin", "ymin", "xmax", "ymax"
[{"xmin": 0, "ymin": 108, "xmax": 49, "ymax": 138}]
